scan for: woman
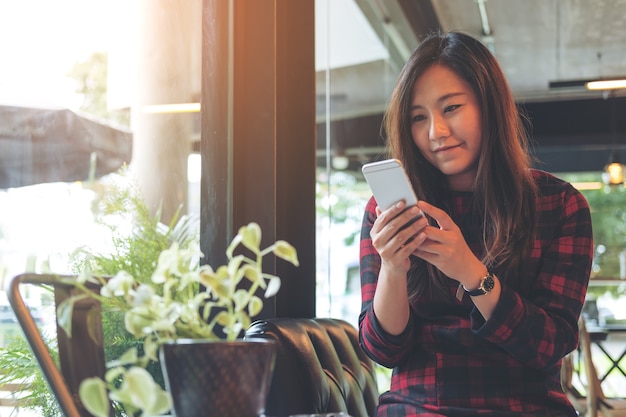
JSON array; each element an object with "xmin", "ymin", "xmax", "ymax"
[{"xmin": 359, "ymin": 31, "xmax": 593, "ymax": 416}]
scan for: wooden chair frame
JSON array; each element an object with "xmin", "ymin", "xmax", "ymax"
[
  {"xmin": 578, "ymin": 316, "xmax": 626, "ymax": 417},
  {"xmin": 4, "ymin": 273, "xmax": 107, "ymax": 417}
]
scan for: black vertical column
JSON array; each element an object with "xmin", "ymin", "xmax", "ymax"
[{"xmin": 201, "ymin": 0, "xmax": 316, "ymax": 318}]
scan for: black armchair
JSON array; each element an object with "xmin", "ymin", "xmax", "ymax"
[{"xmin": 244, "ymin": 317, "xmax": 379, "ymax": 417}]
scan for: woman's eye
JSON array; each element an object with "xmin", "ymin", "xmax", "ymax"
[
  {"xmin": 444, "ymin": 104, "xmax": 461, "ymax": 113},
  {"xmin": 411, "ymin": 114, "xmax": 426, "ymax": 122}
]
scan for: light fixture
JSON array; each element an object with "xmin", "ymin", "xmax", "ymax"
[
  {"xmin": 549, "ymin": 77, "xmax": 626, "ymax": 91},
  {"xmin": 601, "ymin": 94, "xmax": 624, "ymax": 186},
  {"xmin": 331, "ymin": 149, "xmax": 350, "ymax": 170},
  {"xmin": 141, "ymin": 102, "xmax": 201, "ymax": 114},
  {"xmin": 586, "ymin": 78, "xmax": 626, "ymax": 90},
  {"xmin": 602, "ymin": 151, "xmax": 625, "ymax": 186}
]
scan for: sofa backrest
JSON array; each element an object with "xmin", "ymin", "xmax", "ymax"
[{"xmin": 245, "ymin": 317, "xmax": 379, "ymax": 417}]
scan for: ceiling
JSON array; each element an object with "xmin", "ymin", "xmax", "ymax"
[
  {"xmin": 317, "ymin": 0, "xmax": 626, "ymax": 173},
  {"xmin": 355, "ymin": 0, "xmax": 626, "ymax": 105}
]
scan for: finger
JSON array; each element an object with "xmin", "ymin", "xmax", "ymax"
[
  {"xmin": 410, "ymin": 231, "xmax": 442, "ymax": 257},
  {"xmin": 381, "ymin": 200, "xmax": 408, "ymax": 219},
  {"xmin": 373, "ymin": 200, "xmax": 411, "ymax": 233},
  {"xmin": 371, "ymin": 203, "xmax": 410, "ymax": 249},
  {"xmin": 417, "ymin": 201, "xmax": 457, "ymax": 231},
  {"xmin": 371, "ymin": 202, "xmax": 399, "ymax": 235}
]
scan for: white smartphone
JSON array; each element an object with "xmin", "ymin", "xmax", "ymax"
[{"xmin": 361, "ymin": 159, "xmax": 419, "ymax": 211}]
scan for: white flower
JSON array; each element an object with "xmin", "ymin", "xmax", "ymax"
[
  {"xmin": 101, "ymin": 271, "xmax": 135, "ymax": 297},
  {"xmin": 131, "ymin": 284, "xmax": 155, "ymax": 308}
]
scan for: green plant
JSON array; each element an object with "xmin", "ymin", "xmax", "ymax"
[
  {"xmin": 0, "ymin": 333, "xmax": 62, "ymax": 417},
  {"xmin": 73, "ymin": 176, "xmax": 202, "ymax": 395},
  {"xmin": 0, "ymin": 178, "xmax": 198, "ymax": 417},
  {"xmin": 62, "ymin": 222, "xmax": 299, "ymax": 417}
]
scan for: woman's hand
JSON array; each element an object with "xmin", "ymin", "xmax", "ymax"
[
  {"xmin": 370, "ymin": 201, "xmax": 428, "ymax": 274},
  {"xmin": 411, "ymin": 200, "xmax": 485, "ymax": 285},
  {"xmin": 370, "ymin": 201, "xmax": 428, "ymax": 334}
]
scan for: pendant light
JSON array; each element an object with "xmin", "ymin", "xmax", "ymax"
[
  {"xmin": 602, "ymin": 150, "xmax": 625, "ymax": 186},
  {"xmin": 602, "ymin": 93, "xmax": 624, "ymax": 186}
]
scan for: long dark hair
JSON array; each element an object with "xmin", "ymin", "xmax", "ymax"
[{"xmin": 383, "ymin": 31, "xmax": 538, "ymax": 300}]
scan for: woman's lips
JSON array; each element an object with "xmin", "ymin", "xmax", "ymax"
[{"xmin": 433, "ymin": 143, "xmax": 461, "ymax": 153}]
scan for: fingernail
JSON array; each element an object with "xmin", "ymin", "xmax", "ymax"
[{"xmin": 409, "ymin": 206, "xmax": 419, "ymax": 214}]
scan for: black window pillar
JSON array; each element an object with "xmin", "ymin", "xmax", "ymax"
[{"xmin": 200, "ymin": 0, "xmax": 316, "ymax": 318}]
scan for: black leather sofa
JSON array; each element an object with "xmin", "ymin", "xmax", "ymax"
[{"xmin": 245, "ymin": 317, "xmax": 379, "ymax": 417}]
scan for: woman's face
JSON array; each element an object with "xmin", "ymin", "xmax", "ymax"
[{"xmin": 409, "ymin": 64, "xmax": 483, "ymax": 191}]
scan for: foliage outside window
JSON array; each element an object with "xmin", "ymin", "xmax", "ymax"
[
  {"xmin": 556, "ymin": 172, "xmax": 626, "ymax": 328},
  {"xmin": 560, "ymin": 173, "xmax": 626, "ymax": 279}
]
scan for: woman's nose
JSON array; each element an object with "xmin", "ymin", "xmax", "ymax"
[{"xmin": 429, "ymin": 115, "xmax": 450, "ymax": 141}]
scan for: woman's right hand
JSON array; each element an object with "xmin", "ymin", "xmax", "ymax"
[
  {"xmin": 370, "ymin": 201, "xmax": 427, "ymax": 335},
  {"xmin": 370, "ymin": 201, "xmax": 428, "ymax": 274}
]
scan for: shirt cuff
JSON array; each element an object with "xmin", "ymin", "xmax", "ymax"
[
  {"xmin": 369, "ymin": 307, "xmax": 414, "ymax": 346},
  {"xmin": 470, "ymin": 282, "xmax": 521, "ymax": 339}
]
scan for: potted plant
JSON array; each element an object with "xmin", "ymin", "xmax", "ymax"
[
  {"xmin": 0, "ymin": 177, "xmax": 199, "ymax": 417},
  {"xmin": 60, "ymin": 214, "xmax": 298, "ymax": 416}
]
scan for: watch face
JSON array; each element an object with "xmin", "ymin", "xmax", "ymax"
[
  {"xmin": 465, "ymin": 273, "xmax": 495, "ymax": 296},
  {"xmin": 483, "ymin": 274, "xmax": 495, "ymax": 292}
]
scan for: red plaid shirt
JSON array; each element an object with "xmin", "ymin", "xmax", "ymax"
[{"xmin": 359, "ymin": 170, "xmax": 593, "ymax": 417}]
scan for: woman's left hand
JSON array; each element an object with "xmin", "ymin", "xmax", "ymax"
[{"xmin": 411, "ymin": 200, "xmax": 484, "ymax": 283}]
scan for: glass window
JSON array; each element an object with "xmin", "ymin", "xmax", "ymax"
[
  {"xmin": 314, "ymin": 0, "xmax": 398, "ymax": 327},
  {"xmin": 1, "ymin": 2, "xmax": 201, "ymax": 414},
  {"xmin": 0, "ymin": 0, "xmax": 201, "ymax": 350},
  {"xmin": 0, "ymin": 1, "xmax": 201, "ymax": 279},
  {"xmin": 559, "ymin": 172, "xmax": 626, "ymax": 317}
]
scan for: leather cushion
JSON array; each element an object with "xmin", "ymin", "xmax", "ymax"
[{"xmin": 244, "ymin": 317, "xmax": 379, "ymax": 417}]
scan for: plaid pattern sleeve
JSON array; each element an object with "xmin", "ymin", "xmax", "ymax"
[
  {"xmin": 358, "ymin": 196, "xmax": 418, "ymax": 368},
  {"xmin": 358, "ymin": 170, "xmax": 593, "ymax": 417},
  {"xmin": 474, "ymin": 171, "xmax": 594, "ymax": 369}
]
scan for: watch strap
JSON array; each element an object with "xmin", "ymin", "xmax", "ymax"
[{"xmin": 464, "ymin": 272, "xmax": 495, "ymax": 296}]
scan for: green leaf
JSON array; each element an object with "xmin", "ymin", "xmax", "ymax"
[
  {"xmin": 120, "ymin": 367, "xmax": 169, "ymax": 413},
  {"xmin": 215, "ymin": 311, "xmax": 230, "ymax": 326},
  {"xmin": 79, "ymin": 377, "xmax": 110, "ymax": 417},
  {"xmin": 124, "ymin": 309, "xmax": 153, "ymax": 338},
  {"xmin": 150, "ymin": 389, "xmax": 173, "ymax": 416},
  {"xmin": 107, "ymin": 348, "xmax": 138, "ymax": 368},
  {"xmin": 248, "ymin": 296, "xmax": 263, "ymax": 316},
  {"xmin": 239, "ymin": 222, "xmax": 261, "ymax": 252},
  {"xmin": 241, "ymin": 264, "xmax": 262, "ymax": 285},
  {"xmin": 104, "ymin": 366, "xmax": 126, "ymax": 383},
  {"xmin": 226, "ymin": 234, "xmax": 243, "ymax": 259},
  {"xmin": 143, "ymin": 336, "xmax": 161, "ymax": 362},
  {"xmin": 227, "ymin": 256, "xmax": 245, "ymax": 279},
  {"xmin": 263, "ymin": 276, "xmax": 281, "ymax": 298},
  {"xmin": 57, "ymin": 295, "xmax": 87, "ymax": 338},
  {"xmin": 86, "ymin": 308, "xmax": 103, "ymax": 345},
  {"xmin": 238, "ymin": 311, "xmax": 251, "ymax": 330},
  {"xmin": 233, "ymin": 289, "xmax": 250, "ymax": 311},
  {"xmin": 272, "ymin": 240, "xmax": 299, "ymax": 266}
]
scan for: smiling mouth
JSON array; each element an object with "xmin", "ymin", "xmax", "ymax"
[{"xmin": 433, "ymin": 144, "xmax": 461, "ymax": 152}]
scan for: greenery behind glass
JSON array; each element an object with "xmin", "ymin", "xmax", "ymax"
[
  {"xmin": 556, "ymin": 172, "xmax": 626, "ymax": 303},
  {"xmin": 559, "ymin": 173, "xmax": 626, "ymax": 278}
]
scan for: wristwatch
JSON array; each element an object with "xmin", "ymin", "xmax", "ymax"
[{"xmin": 464, "ymin": 272, "xmax": 495, "ymax": 296}]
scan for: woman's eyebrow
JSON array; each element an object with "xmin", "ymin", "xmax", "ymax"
[{"xmin": 410, "ymin": 91, "xmax": 467, "ymax": 111}]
